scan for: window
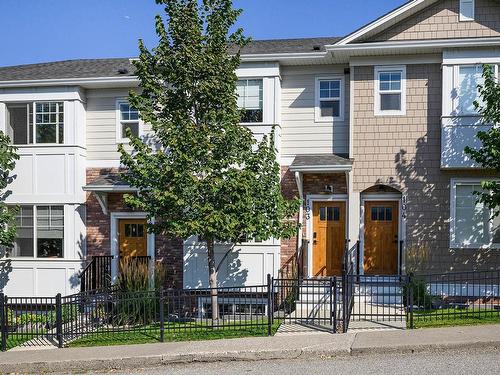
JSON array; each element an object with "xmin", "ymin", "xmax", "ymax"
[
  {"xmin": 371, "ymin": 207, "xmax": 393, "ymax": 221},
  {"xmin": 237, "ymin": 79, "xmax": 263, "ymax": 123},
  {"xmin": 7, "ymin": 205, "xmax": 64, "ymax": 258},
  {"xmin": 456, "ymin": 65, "xmax": 484, "ymax": 115},
  {"xmin": 375, "ymin": 66, "xmax": 406, "ymax": 116},
  {"xmin": 319, "ymin": 206, "xmax": 341, "ymax": 221},
  {"xmin": 117, "ymin": 100, "xmax": 140, "ymax": 141},
  {"xmin": 315, "ymin": 77, "xmax": 343, "ymax": 121},
  {"xmin": 124, "ymin": 223, "xmax": 145, "ymax": 238},
  {"xmin": 451, "ymin": 181, "xmax": 500, "ymax": 248},
  {"xmin": 460, "ymin": 0, "xmax": 474, "ymax": 21},
  {"xmin": 6, "ymin": 102, "xmax": 63, "ymax": 145}
]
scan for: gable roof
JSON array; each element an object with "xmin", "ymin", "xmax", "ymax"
[
  {"xmin": 334, "ymin": 0, "xmax": 440, "ymax": 45},
  {"xmin": 0, "ymin": 37, "xmax": 341, "ymax": 83}
]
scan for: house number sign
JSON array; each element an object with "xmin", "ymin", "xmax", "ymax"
[{"xmin": 402, "ymin": 194, "xmax": 407, "ymax": 220}]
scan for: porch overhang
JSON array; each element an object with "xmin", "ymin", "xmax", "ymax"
[
  {"xmin": 289, "ymin": 154, "xmax": 353, "ymax": 173},
  {"xmin": 83, "ymin": 172, "xmax": 137, "ymax": 215}
]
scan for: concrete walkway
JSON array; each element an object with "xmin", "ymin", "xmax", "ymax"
[{"xmin": 0, "ymin": 325, "xmax": 499, "ymax": 374}]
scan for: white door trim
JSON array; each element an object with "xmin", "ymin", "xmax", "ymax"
[
  {"xmin": 305, "ymin": 194, "xmax": 349, "ymax": 277},
  {"xmin": 110, "ymin": 212, "xmax": 155, "ymax": 283},
  {"xmin": 359, "ymin": 196, "xmax": 404, "ymax": 275}
]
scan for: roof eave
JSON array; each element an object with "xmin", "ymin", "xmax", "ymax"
[
  {"xmin": 289, "ymin": 165, "xmax": 352, "ymax": 173},
  {"xmin": 0, "ymin": 76, "xmax": 139, "ymax": 88}
]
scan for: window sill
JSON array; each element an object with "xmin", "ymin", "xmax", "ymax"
[{"xmin": 314, "ymin": 117, "xmax": 344, "ymax": 123}]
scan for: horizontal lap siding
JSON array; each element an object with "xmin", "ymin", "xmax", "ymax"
[
  {"xmin": 281, "ymin": 66, "xmax": 349, "ymax": 158},
  {"xmin": 86, "ymin": 88, "xmax": 151, "ymax": 161},
  {"xmin": 367, "ymin": 0, "xmax": 500, "ymax": 42}
]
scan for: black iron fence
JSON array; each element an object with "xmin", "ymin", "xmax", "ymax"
[
  {"xmin": 1, "ymin": 281, "xmax": 272, "ymax": 351},
  {"xmin": 1, "ymin": 268, "xmax": 499, "ymax": 351},
  {"xmin": 80, "ymin": 256, "xmax": 113, "ymax": 293}
]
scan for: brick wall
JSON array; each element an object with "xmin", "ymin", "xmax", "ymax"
[
  {"xmin": 280, "ymin": 166, "xmax": 347, "ymax": 270},
  {"xmin": 367, "ymin": 0, "xmax": 500, "ymax": 42},
  {"xmin": 86, "ymin": 168, "xmax": 184, "ymax": 288},
  {"xmin": 352, "ymin": 64, "xmax": 500, "ymax": 272}
]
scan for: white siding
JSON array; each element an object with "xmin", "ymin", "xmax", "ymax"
[
  {"xmin": 281, "ymin": 65, "xmax": 350, "ymax": 159},
  {"xmin": 86, "ymin": 88, "xmax": 149, "ymax": 161}
]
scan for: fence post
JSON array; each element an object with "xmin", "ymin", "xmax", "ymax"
[
  {"xmin": 408, "ymin": 275, "xmax": 414, "ymax": 329},
  {"xmin": 267, "ymin": 274, "xmax": 272, "ymax": 336},
  {"xmin": 342, "ymin": 270, "xmax": 347, "ymax": 333},
  {"xmin": 331, "ymin": 277, "xmax": 337, "ymax": 334},
  {"xmin": 159, "ymin": 288, "xmax": 165, "ymax": 342},
  {"xmin": 55, "ymin": 293, "xmax": 63, "ymax": 348},
  {"xmin": 0, "ymin": 293, "xmax": 6, "ymax": 352}
]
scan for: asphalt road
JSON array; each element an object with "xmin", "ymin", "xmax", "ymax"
[{"xmin": 92, "ymin": 348, "xmax": 500, "ymax": 375}]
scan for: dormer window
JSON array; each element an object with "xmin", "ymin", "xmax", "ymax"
[{"xmin": 459, "ymin": 0, "xmax": 474, "ymax": 21}]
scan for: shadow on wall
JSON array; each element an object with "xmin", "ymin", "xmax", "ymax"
[
  {"xmin": 183, "ymin": 239, "xmax": 249, "ymax": 288},
  {"xmin": 0, "ymin": 247, "xmax": 12, "ymax": 293},
  {"xmin": 68, "ymin": 231, "xmax": 87, "ymax": 291},
  {"xmin": 393, "ymin": 132, "xmax": 499, "ymax": 273}
]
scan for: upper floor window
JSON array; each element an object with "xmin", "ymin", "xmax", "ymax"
[
  {"xmin": 459, "ymin": 0, "xmax": 474, "ymax": 21},
  {"xmin": 6, "ymin": 101, "xmax": 63, "ymax": 145},
  {"xmin": 116, "ymin": 99, "xmax": 140, "ymax": 142},
  {"xmin": 451, "ymin": 181, "xmax": 500, "ymax": 248},
  {"xmin": 456, "ymin": 65, "xmax": 484, "ymax": 115},
  {"xmin": 315, "ymin": 77, "xmax": 343, "ymax": 122},
  {"xmin": 375, "ymin": 66, "xmax": 406, "ymax": 116},
  {"xmin": 237, "ymin": 79, "xmax": 263, "ymax": 123},
  {"xmin": 7, "ymin": 205, "xmax": 64, "ymax": 258}
]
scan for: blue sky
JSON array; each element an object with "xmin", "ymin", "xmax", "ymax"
[{"xmin": 0, "ymin": 0, "xmax": 406, "ymax": 67}]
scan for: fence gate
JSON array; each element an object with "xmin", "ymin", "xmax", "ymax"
[{"xmin": 272, "ymin": 277, "xmax": 342, "ymax": 333}]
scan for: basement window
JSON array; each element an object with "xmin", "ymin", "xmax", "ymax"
[{"xmin": 460, "ymin": 0, "xmax": 474, "ymax": 22}]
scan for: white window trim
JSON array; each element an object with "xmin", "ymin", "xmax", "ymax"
[
  {"xmin": 115, "ymin": 98, "xmax": 143, "ymax": 143},
  {"xmin": 314, "ymin": 76, "xmax": 345, "ymax": 123},
  {"xmin": 374, "ymin": 65, "xmax": 407, "ymax": 116},
  {"xmin": 452, "ymin": 64, "xmax": 488, "ymax": 116},
  {"xmin": 459, "ymin": 0, "xmax": 475, "ymax": 22},
  {"xmin": 450, "ymin": 178, "xmax": 500, "ymax": 249},
  {"xmin": 237, "ymin": 78, "xmax": 265, "ymax": 125},
  {"xmin": 7, "ymin": 204, "xmax": 66, "ymax": 259}
]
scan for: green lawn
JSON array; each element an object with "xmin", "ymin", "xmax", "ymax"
[
  {"xmin": 410, "ymin": 308, "xmax": 500, "ymax": 328},
  {"xmin": 68, "ymin": 321, "xmax": 281, "ymax": 348}
]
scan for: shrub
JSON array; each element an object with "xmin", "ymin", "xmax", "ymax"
[{"xmin": 403, "ymin": 275, "xmax": 433, "ymax": 309}]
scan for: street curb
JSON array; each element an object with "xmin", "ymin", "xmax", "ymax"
[
  {"xmin": 1, "ymin": 340, "xmax": 499, "ymax": 374},
  {"xmin": 349, "ymin": 340, "xmax": 500, "ymax": 356}
]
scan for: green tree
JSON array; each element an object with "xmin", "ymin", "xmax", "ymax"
[
  {"xmin": 465, "ymin": 65, "xmax": 500, "ymax": 220},
  {"xmin": 119, "ymin": 0, "xmax": 299, "ymax": 320},
  {"xmin": 0, "ymin": 131, "xmax": 19, "ymax": 249}
]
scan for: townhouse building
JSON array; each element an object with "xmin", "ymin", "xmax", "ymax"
[{"xmin": 0, "ymin": 0, "xmax": 499, "ymax": 297}]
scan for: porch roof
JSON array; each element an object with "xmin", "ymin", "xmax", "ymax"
[
  {"xmin": 289, "ymin": 154, "xmax": 353, "ymax": 173},
  {"xmin": 83, "ymin": 172, "xmax": 137, "ymax": 192}
]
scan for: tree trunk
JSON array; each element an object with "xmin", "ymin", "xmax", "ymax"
[{"xmin": 207, "ymin": 238, "xmax": 219, "ymax": 322}]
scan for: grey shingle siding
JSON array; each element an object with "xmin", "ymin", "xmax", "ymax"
[{"xmin": 0, "ymin": 37, "xmax": 341, "ymax": 82}]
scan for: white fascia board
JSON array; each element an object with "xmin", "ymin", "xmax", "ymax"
[
  {"xmin": 82, "ymin": 185, "xmax": 137, "ymax": 192},
  {"xmin": 328, "ymin": 37, "xmax": 500, "ymax": 53},
  {"xmin": 236, "ymin": 62, "xmax": 280, "ymax": 78},
  {"xmin": 289, "ymin": 165, "xmax": 352, "ymax": 173},
  {"xmin": 443, "ymin": 48, "xmax": 500, "ymax": 65},
  {"xmin": 334, "ymin": 0, "xmax": 434, "ymax": 46},
  {"xmin": 0, "ymin": 76, "xmax": 139, "ymax": 89}
]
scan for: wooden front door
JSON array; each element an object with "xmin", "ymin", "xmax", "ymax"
[
  {"xmin": 312, "ymin": 201, "xmax": 346, "ymax": 276},
  {"xmin": 118, "ymin": 219, "xmax": 148, "ymax": 259},
  {"xmin": 364, "ymin": 201, "xmax": 399, "ymax": 275}
]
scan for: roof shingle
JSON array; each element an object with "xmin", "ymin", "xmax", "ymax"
[{"xmin": 0, "ymin": 37, "xmax": 341, "ymax": 82}]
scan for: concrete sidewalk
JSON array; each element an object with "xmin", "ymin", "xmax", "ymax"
[{"xmin": 0, "ymin": 325, "xmax": 499, "ymax": 374}]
